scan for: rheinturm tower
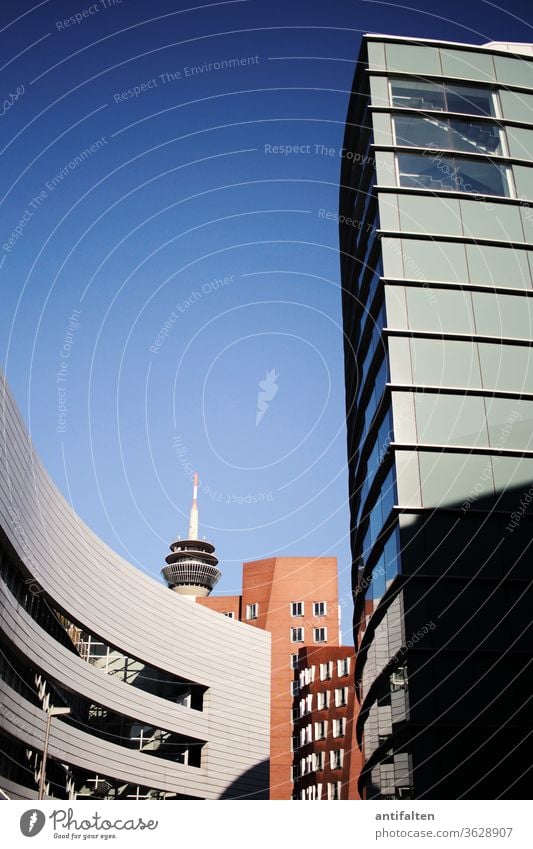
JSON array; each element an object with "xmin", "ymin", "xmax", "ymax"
[{"xmin": 161, "ymin": 473, "xmax": 221, "ymax": 599}]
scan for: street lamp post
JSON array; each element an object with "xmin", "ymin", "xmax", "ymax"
[{"xmin": 38, "ymin": 706, "xmax": 71, "ymax": 800}]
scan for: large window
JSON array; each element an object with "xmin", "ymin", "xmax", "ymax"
[
  {"xmin": 390, "ymin": 79, "xmax": 496, "ymax": 117},
  {"xmin": 397, "ymin": 152, "xmax": 512, "ymax": 197},
  {"xmin": 393, "ymin": 114, "xmax": 504, "ymax": 156}
]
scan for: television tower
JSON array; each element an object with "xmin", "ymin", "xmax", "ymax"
[{"xmin": 161, "ymin": 473, "xmax": 221, "ymax": 599}]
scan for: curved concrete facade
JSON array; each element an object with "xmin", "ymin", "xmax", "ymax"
[{"xmin": 0, "ymin": 370, "xmax": 270, "ymax": 800}]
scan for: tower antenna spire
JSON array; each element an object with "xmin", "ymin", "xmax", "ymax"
[
  {"xmin": 162, "ymin": 470, "xmax": 221, "ymax": 599},
  {"xmin": 188, "ymin": 472, "xmax": 199, "ymax": 540}
]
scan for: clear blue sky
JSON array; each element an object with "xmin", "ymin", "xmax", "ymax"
[{"xmin": 1, "ymin": 0, "xmax": 530, "ymax": 641}]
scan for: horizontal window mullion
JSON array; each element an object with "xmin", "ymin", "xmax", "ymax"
[
  {"xmin": 377, "ymin": 229, "xmax": 533, "ymax": 251},
  {"xmin": 384, "ymin": 328, "xmax": 533, "ymax": 347},
  {"xmin": 391, "ymin": 443, "xmax": 533, "ymax": 458},
  {"xmin": 373, "ymin": 142, "xmax": 531, "ymax": 169},
  {"xmin": 388, "ymin": 383, "xmax": 533, "ymax": 401},
  {"xmin": 382, "ymin": 277, "xmax": 533, "ymax": 297}
]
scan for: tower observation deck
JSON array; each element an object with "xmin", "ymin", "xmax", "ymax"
[{"xmin": 161, "ymin": 473, "xmax": 221, "ymax": 598}]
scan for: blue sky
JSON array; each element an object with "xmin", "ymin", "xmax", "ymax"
[{"xmin": 1, "ymin": 0, "xmax": 531, "ymax": 641}]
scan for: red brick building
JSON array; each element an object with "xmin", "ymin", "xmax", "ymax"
[
  {"xmin": 199, "ymin": 556, "xmax": 342, "ymax": 799},
  {"xmin": 293, "ymin": 646, "xmax": 360, "ymax": 800}
]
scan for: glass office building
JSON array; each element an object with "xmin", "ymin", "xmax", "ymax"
[{"xmin": 340, "ymin": 35, "xmax": 533, "ymax": 799}]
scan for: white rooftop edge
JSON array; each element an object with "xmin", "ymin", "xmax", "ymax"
[{"xmin": 364, "ymin": 33, "xmax": 533, "ymax": 57}]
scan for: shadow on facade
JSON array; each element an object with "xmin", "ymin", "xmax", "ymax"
[
  {"xmin": 219, "ymin": 760, "xmax": 269, "ymax": 800},
  {"xmin": 354, "ymin": 482, "xmax": 533, "ymax": 800}
]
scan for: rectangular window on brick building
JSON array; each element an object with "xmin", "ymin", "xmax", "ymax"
[
  {"xmin": 334, "ymin": 687, "xmax": 348, "ymax": 707},
  {"xmin": 317, "ymin": 691, "xmax": 330, "ymax": 710},
  {"xmin": 315, "ymin": 720, "xmax": 328, "ymax": 740},
  {"xmin": 328, "ymin": 781, "xmax": 342, "ymax": 800},
  {"xmin": 338, "ymin": 657, "xmax": 350, "ymax": 677},
  {"xmin": 291, "ymin": 627, "xmax": 304, "ymax": 643},
  {"xmin": 313, "ymin": 601, "xmax": 327, "ymax": 616},
  {"xmin": 333, "ymin": 717, "xmax": 346, "ymax": 738},
  {"xmin": 291, "ymin": 601, "xmax": 304, "ymax": 616},
  {"xmin": 246, "ymin": 603, "xmax": 258, "ymax": 620},
  {"xmin": 330, "ymin": 749, "xmax": 344, "ymax": 770},
  {"xmin": 320, "ymin": 661, "xmax": 333, "ymax": 680},
  {"xmin": 314, "ymin": 627, "xmax": 327, "ymax": 643}
]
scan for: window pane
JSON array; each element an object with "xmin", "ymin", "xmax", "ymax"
[
  {"xmin": 446, "ymin": 118, "xmax": 502, "ymax": 155},
  {"xmin": 394, "ymin": 114, "xmax": 449, "ymax": 150},
  {"xmin": 398, "ymin": 152, "xmax": 510, "ymax": 197},
  {"xmin": 391, "ymin": 79, "xmax": 446, "ymax": 111},
  {"xmin": 444, "ymin": 84, "xmax": 495, "ymax": 117},
  {"xmin": 454, "ymin": 157, "xmax": 510, "ymax": 197},
  {"xmin": 390, "ymin": 79, "xmax": 495, "ymax": 117},
  {"xmin": 397, "ymin": 152, "xmax": 456, "ymax": 191},
  {"xmin": 393, "ymin": 115, "xmax": 503, "ymax": 155}
]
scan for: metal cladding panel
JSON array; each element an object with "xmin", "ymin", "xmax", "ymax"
[{"xmin": 0, "ymin": 371, "xmax": 271, "ymax": 799}]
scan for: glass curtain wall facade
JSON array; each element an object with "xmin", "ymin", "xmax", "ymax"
[{"xmin": 340, "ymin": 35, "xmax": 533, "ymax": 799}]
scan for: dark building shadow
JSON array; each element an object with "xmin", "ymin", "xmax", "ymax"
[
  {"xmin": 219, "ymin": 760, "xmax": 270, "ymax": 800},
  {"xmin": 354, "ymin": 483, "xmax": 533, "ymax": 800}
]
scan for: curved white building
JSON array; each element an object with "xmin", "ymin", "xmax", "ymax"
[{"xmin": 0, "ymin": 370, "xmax": 270, "ymax": 800}]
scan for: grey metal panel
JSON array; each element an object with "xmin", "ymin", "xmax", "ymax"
[{"xmin": 0, "ymin": 370, "xmax": 271, "ymax": 799}]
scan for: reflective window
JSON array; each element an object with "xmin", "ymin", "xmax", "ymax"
[
  {"xmin": 362, "ymin": 527, "xmax": 401, "ymax": 611},
  {"xmin": 391, "ymin": 78, "xmax": 446, "ymax": 111},
  {"xmin": 397, "ymin": 152, "xmax": 511, "ymax": 197},
  {"xmin": 393, "ymin": 114, "xmax": 504, "ymax": 155},
  {"xmin": 390, "ymin": 79, "xmax": 496, "ymax": 117},
  {"xmin": 359, "ymin": 407, "xmax": 394, "ymax": 511}
]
